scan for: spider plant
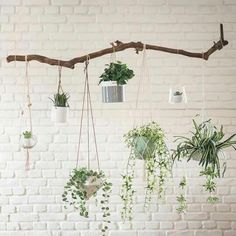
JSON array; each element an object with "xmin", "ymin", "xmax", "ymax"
[{"xmin": 172, "ymin": 118, "xmax": 236, "ymax": 205}]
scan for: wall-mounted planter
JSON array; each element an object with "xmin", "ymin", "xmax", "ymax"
[
  {"xmin": 51, "ymin": 106, "xmax": 68, "ymax": 123},
  {"xmin": 101, "ymin": 81, "xmax": 125, "ymax": 103}
]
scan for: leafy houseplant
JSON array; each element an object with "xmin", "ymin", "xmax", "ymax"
[
  {"xmin": 174, "ymin": 91, "xmax": 183, "ymax": 96},
  {"xmin": 99, "ymin": 61, "xmax": 134, "ymax": 103},
  {"xmin": 50, "ymin": 92, "xmax": 70, "ymax": 123},
  {"xmin": 62, "ymin": 168, "xmax": 112, "ymax": 236},
  {"xmin": 172, "ymin": 119, "xmax": 236, "ymax": 206},
  {"xmin": 121, "ymin": 121, "xmax": 172, "ymax": 221},
  {"xmin": 176, "ymin": 176, "xmax": 187, "ymax": 213},
  {"xmin": 23, "ymin": 131, "xmax": 32, "ymax": 139}
]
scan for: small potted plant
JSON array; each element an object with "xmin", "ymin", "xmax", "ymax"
[
  {"xmin": 50, "ymin": 92, "xmax": 70, "ymax": 123},
  {"xmin": 62, "ymin": 167, "xmax": 112, "ymax": 235},
  {"xmin": 99, "ymin": 61, "xmax": 134, "ymax": 103},
  {"xmin": 172, "ymin": 119, "xmax": 236, "ymax": 206},
  {"xmin": 20, "ymin": 130, "xmax": 37, "ymax": 149},
  {"xmin": 121, "ymin": 121, "xmax": 172, "ymax": 221},
  {"xmin": 169, "ymin": 87, "xmax": 187, "ymax": 104}
]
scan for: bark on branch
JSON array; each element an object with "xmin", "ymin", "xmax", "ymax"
[{"xmin": 6, "ymin": 24, "xmax": 228, "ymax": 69}]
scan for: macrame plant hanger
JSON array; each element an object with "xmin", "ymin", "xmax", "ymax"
[
  {"xmin": 19, "ymin": 56, "xmax": 36, "ymax": 171},
  {"xmin": 76, "ymin": 56, "xmax": 100, "ymax": 172}
]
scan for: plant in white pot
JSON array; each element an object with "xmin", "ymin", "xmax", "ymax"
[
  {"xmin": 62, "ymin": 167, "xmax": 112, "ymax": 235},
  {"xmin": 99, "ymin": 61, "xmax": 134, "ymax": 103},
  {"xmin": 169, "ymin": 87, "xmax": 187, "ymax": 104},
  {"xmin": 20, "ymin": 130, "xmax": 37, "ymax": 149},
  {"xmin": 172, "ymin": 118, "xmax": 236, "ymax": 211},
  {"xmin": 121, "ymin": 121, "xmax": 172, "ymax": 221},
  {"xmin": 50, "ymin": 92, "xmax": 70, "ymax": 123}
]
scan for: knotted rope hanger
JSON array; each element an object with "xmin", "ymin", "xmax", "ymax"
[
  {"xmin": 76, "ymin": 56, "xmax": 100, "ymax": 171},
  {"xmin": 7, "ymin": 24, "xmax": 228, "ymax": 69}
]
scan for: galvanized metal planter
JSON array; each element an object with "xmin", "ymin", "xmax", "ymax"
[{"xmin": 101, "ymin": 81, "xmax": 125, "ymax": 103}]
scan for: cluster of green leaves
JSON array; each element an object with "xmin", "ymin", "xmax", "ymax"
[
  {"xmin": 122, "ymin": 121, "xmax": 171, "ymax": 221},
  {"xmin": 176, "ymin": 176, "xmax": 187, "ymax": 214},
  {"xmin": 23, "ymin": 130, "xmax": 32, "ymax": 139},
  {"xmin": 200, "ymin": 167, "xmax": 219, "ymax": 203},
  {"xmin": 120, "ymin": 155, "xmax": 136, "ymax": 222},
  {"xmin": 173, "ymin": 91, "xmax": 183, "ymax": 96},
  {"xmin": 99, "ymin": 61, "xmax": 135, "ymax": 85},
  {"xmin": 62, "ymin": 167, "xmax": 112, "ymax": 235},
  {"xmin": 49, "ymin": 92, "xmax": 70, "ymax": 107},
  {"xmin": 172, "ymin": 119, "xmax": 236, "ymax": 178}
]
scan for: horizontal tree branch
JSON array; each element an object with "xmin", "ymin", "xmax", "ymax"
[{"xmin": 6, "ymin": 24, "xmax": 228, "ymax": 69}]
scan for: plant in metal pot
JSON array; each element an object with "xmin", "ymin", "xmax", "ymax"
[
  {"xmin": 172, "ymin": 118, "xmax": 236, "ymax": 205},
  {"xmin": 121, "ymin": 121, "xmax": 172, "ymax": 221},
  {"xmin": 99, "ymin": 61, "xmax": 134, "ymax": 103},
  {"xmin": 62, "ymin": 167, "xmax": 112, "ymax": 235}
]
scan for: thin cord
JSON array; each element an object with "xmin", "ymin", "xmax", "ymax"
[{"xmin": 201, "ymin": 53, "xmax": 206, "ymax": 122}]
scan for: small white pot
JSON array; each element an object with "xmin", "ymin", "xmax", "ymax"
[
  {"xmin": 51, "ymin": 106, "xmax": 68, "ymax": 123},
  {"xmin": 20, "ymin": 135, "xmax": 37, "ymax": 149},
  {"xmin": 101, "ymin": 81, "xmax": 125, "ymax": 103},
  {"xmin": 171, "ymin": 94, "xmax": 183, "ymax": 104}
]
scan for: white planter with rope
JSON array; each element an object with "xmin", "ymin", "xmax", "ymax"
[
  {"xmin": 169, "ymin": 87, "xmax": 187, "ymax": 104},
  {"xmin": 19, "ymin": 56, "xmax": 37, "ymax": 171},
  {"xmin": 49, "ymin": 63, "xmax": 70, "ymax": 123},
  {"xmin": 51, "ymin": 106, "xmax": 68, "ymax": 123}
]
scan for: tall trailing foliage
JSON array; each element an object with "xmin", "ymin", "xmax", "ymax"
[{"xmin": 121, "ymin": 121, "xmax": 172, "ymax": 221}]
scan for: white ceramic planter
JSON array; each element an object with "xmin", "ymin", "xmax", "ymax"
[
  {"xmin": 101, "ymin": 81, "xmax": 125, "ymax": 103},
  {"xmin": 171, "ymin": 94, "xmax": 183, "ymax": 104},
  {"xmin": 20, "ymin": 135, "xmax": 37, "ymax": 149},
  {"xmin": 51, "ymin": 106, "xmax": 68, "ymax": 123},
  {"xmin": 83, "ymin": 176, "xmax": 103, "ymax": 199}
]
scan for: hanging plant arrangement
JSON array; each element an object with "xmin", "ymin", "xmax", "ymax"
[
  {"xmin": 62, "ymin": 59, "xmax": 112, "ymax": 236},
  {"xmin": 172, "ymin": 119, "xmax": 236, "ymax": 209},
  {"xmin": 121, "ymin": 121, "xmax": 172, "ymax": 221},
  {"xmin": 50, "ymin": 65, "xmax": 70, "ymax": 123},
  {"xmin": 99, "ymin": 61, "xmax": 134, "ymax": 103},
  {"xmin": 19, "ymin": 56, "xmax": 37, "ymax": 170}
]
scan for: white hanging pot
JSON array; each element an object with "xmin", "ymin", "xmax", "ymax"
[
  {"xmin": 51, "ymin": 106, "xmax": 68, "ymax": 123},
  {"xmin": 101, "ymin": 81, "xmax": 125, "ymax": 103},
  {"xmin": 20, "ymin": 134, "xmax": 37, "ymax": 149},
  {"xmin": 82, "ymin": 176, "xmax": 103, "ymax": 199},
  {"xmin": 169, "ymin": 87, "xmax": 187, "ymax": 104}
]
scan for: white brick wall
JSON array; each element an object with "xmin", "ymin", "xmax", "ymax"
[{"xmin": 0, "ymin": 0, "xmax": 236, "ymax": 235}]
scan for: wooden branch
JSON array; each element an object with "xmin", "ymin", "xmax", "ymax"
[{"xmin": 6, "ymin": 24, "xmax": 228, "ymax": 69}]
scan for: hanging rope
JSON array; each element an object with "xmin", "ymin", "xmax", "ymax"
[
  {"xmin": 76, "ymin": 56, "xmax": 100, "ymax": 171},
  {"xmin": 134, "ymin": 44, "xmax": 152, "ymax": 127},
  {"xmin": 25, "ymin": 55, "xmax": 33, "ymax": 171},
  {"xmin": 201, "ymin": 53, "xmax": 206, "ymax": 122},
  {"xmin": 57, "ymin": 61, "xmax": 64, "ymax": 94}
]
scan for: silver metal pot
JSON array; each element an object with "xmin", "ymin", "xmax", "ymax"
[{"xmin": 101, "ymin": 81, "xmax": 125, "ymax": 103}]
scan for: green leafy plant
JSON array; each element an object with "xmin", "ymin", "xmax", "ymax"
[
  {"xmin": 23, "ymin": 131, "xmax": 32, "ymax": 139},
  {"xmin": 173, "ymin": 91, "xmax": 183, "ymax": 96},
  {"xmin": 121, "ymin": 121, "xmax": 172, "ymax": 222},
  {"xmin": 49, "ymin": 92, "xmax": 70, "ymax": 107},
  {"xmin": 99, "ymin": 61, "xmax": 135, "ymax": 85},
  {"xmin": 176, "ymin": 176, "xmax": 187, "ymax": 213},
  {"xmin": 62, "ymin": 168, "xmax": 112, "ymax": 236},
  {"xmin": 172, "ymin": 118, "xmax": 236, "ymax": 205}
]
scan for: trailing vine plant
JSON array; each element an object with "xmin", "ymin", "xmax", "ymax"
[
  {"xmin": 176, "ymin": 176, "xmax": 187, "ymax": 213},
  {"xmin": 121, "ymin": 121, "xmax": 172, "ymax": 221},
  {"xmin": 172, "ymin": 119, "xmax": 236, "ymax": 208}
]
